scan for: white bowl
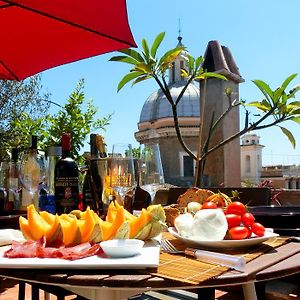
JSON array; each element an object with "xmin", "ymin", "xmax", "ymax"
[{"xmin": 100, "ymin": 239, "xmax": 144, "ymax": 258}]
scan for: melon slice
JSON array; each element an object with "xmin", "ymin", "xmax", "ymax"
[
  {"xmin": 128, "ymin": 208, "xmax": 151, "ymax": 239},
  {"xmin": 19, "ymin": 216, "xmax": 34, "ymax": 240},
  {"xmin": 27, "ymin": 204, "xmax": 52, "ymax": 240},
  {"xmin": 100, "ymin": 205, "xmax": 125, "ymax": 240},
  {"xmin": 77, "ymin": 207, "xmax": 96, "ymax": 243},
  {"xmin": 59, "ymin": 214, "xmax": 81, "ymax": 246}
]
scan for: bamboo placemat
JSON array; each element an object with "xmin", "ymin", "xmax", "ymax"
[{"xmin": 150, "ymin": 233, "xmax": 289, "ymax": 285}]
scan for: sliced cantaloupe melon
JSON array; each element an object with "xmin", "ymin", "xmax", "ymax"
[
  {"xmin": 99, "ymin": 220, "xmax": 114, "ymax": 241},
  {"xmin": 100, "ymin": 204, "xmax": 125, "ymax": 240},
  {"xmin": 114, "ymin": 201, "xmax": 137, "ymax": 222},
  {"xmin": 38, "ymin": 211, "xmax": 63, "ymax": 245},
  {"xmin": 106, "ymin": 201, "xmax": 117, "ymax": 222},
  {"xmin": 128, "ymin": 208, "xmax": 151, "ymax": 239},
  {"xmin": 27, "ymin": 204, "xmax": 52, "ymax": 240},
  {"xmin": 39, "ymin": 210, "xmax": 55, "ymax": 224},
  {"xmin": 59, "ymin": 214, "xmax": 81, "ymax": 246},
  {"xmin": 77, "ymin": 207, "xmax": 96, "ymax": 243},
  {"xmin": 19, "ymin": 216, "xmax": 34, "ymax": 240}
]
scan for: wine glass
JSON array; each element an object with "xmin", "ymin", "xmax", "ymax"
[
  {"xmin": 19, "ymin": 150, "xmax": 45, "ymax": 210},
  {"xmin": 110, "ymin": 143, "xmax": 136, "ymax": 206},
  {"xmin": 139, "ymin": 143, "xmax": 164, "ymax": 203}
]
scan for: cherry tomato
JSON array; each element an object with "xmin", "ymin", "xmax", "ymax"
[
  {"xmin": 228, "ymin": 226, "xmax": 249, "ymax": 240},
  {"xmin": 241, "ymin": 212, "xmax": 255, "ymax": 227},
  {"xmin": 252, "ymin": 222, "xmax": 265, "ymax": 237},
  {"xmin": 226, "ymin": 201, "xmax": 246, "ymax": 216},
  {"xmin": 201, "ymin": 201, "xmax": 217, "ymax": 209},
  {"xmin": 225, "ymin": 214, "xmax": 241, "ymax": 229},
  {"xmin": 246, "ymin": 227, "xmax": 253, "ymax": 238}
]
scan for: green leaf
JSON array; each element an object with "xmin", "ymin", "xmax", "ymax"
[
  {"xmin": 281, "ymin": 73, "xmax": 297, "ymax": 90},
  {"xmin": 188, "ymin": 55, "xmax": 195, "ymax": 74},
  {"xmin": 150, "ymin": 32, "xmax": 165, "ymax": 58},
  {"xmin": 195, "ymin": 56, "xmax": 204, "ymax": 70},
  {"xmin": 133, "ymin": 62, "xmax": 152, "ymax": 73},
  {"xmin": 117, "ymin": 71, "xmax": 143, "ymax": 92},
  {"xmin": 288, "ymin": 84, "xmax": 300, "ymax": 98},
  {"xmin": 196, "ymin": 72, "xmax": 227, "ymax": 81},
  {"xmin": 247, "ymin": 101, "xmax": 270, "ymax": 112},
  {"xmin": 142, "ymin": 38, "xmax": 150, "ymax": 61},
  {"xmin": 273, "ymin": 87, "xmax": 284, "ymax": 103},
  {"xmin": 288, "ymin": 101, "xmax": 300, "ymax": 107},
  {"xmin": 158, "ymin": 47, "xmax": 183, "ymax": 69},
  {"xmin": 279, "ymin": 126, "xmax": 296, "ymax": 148},
  {"xmin": 118, "ymin": 49, "xmax": 144, "ymax": 63},
  {"xmin": 252, "ymin": 79, "xmax": 273, "ymax": 101},
  {"xmin": 291, "ymin": 117, "xmax": 300, "ymax": 124},
  {"xmin": 181, "ymin": 69, "xmax": 189, "ymax": 77},
  {"xmin": 132, "ymin": 75, "xmax": 151, "ymax": 86},
  {"xmin": 109, "ymin": 55, "xmax": 139, "ymax": 65}
]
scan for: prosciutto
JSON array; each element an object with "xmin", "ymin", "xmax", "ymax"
[{"xmin": 4, "ymin": 237, "xmax": 102, "ymax": 260}]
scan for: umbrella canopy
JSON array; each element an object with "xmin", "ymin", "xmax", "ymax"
[{"xmin": 0, "ymin": 0, "xmax": 136, "ymax": 80}]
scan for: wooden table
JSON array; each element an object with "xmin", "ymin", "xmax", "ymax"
[{"xmin": 0, "ymin": 239, "xmax": 300, "ymax": 300}]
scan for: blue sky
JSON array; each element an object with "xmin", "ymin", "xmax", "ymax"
[{"xmin": 40, "ymin": 0, "xmax": 300, "ymax": 166}]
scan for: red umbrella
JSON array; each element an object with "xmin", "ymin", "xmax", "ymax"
[{"xmin": 0, "ymin": 0, "xmax": 136, "ymax": 80}]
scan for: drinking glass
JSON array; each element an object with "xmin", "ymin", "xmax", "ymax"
[
  {"xmin": 110, "ymin": 143, "xmax": 136, "ymax": 206},
  {"xmin": 19, "ymin": 150, "xmax": 46, "ymax": 209},
  {"xmin": 139, "ymin": 143, "xmax": 164, "ymax": 203}
]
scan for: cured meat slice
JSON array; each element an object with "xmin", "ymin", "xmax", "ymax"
[
  {"xmin": 4, "ymin": 238, "xmax": 45, "ymax": 258},
  {"xmin": 4, "ymin": 238, "xmax": 102, "ymax": 260}
]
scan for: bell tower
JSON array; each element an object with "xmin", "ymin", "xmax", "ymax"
[{"xmin": 240, "ymin": 133, "xmax": 264, "ymax": 184}]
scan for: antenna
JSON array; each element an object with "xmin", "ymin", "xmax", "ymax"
[{"xmin": 178, "ymin": 17, "xmax": 182, "ymax": 44}]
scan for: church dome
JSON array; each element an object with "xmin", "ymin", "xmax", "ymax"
[
  {"xmin": 139, "ymin": 81, "xmax": 200, "ymax": 123},
  {"xmin": 139, "ymin": 35, "xmax": 200, "ymax": 124}
]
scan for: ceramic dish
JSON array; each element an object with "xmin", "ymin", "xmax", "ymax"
[
  {"xmin": 100, "ymin": 239, "xmax": 144, "ymax": 258},
  {"xmin": 168, "ymin": 227, "xmax": 279, "ymax": 249}
]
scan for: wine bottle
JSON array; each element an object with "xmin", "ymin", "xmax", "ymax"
[
  {"xmin": 5, "ymin": 148, "xmax": 19, "ymax": 211},
  {"xmin": 54, "ymin": 133, "xmax": 79, "ymax": 214},
  {"xmin": 89, "ymin": 134, "xmax": 107, "ymax": 215}
]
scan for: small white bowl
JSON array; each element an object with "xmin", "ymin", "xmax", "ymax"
[{"xmin": 100, "ymin": 239, "xmax": 144, "ymax": 258}]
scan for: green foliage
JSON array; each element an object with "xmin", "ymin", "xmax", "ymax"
[
  {"xmin": 247, "ymin": 74, "xmax": 300, "ymax": 148},
  {"xmin": 0, "ymin": 75, "xmax": 50, "ymax": 161},
  {"xmin": 3, "ymin": 79, "xmax": 112, "ymax": 162},
  {"xmin": 43, "ymin": 79, "xmax": 112, "ymax": 159}
]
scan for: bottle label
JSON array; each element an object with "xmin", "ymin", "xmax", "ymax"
[{"xmin": 55, "ymin": 177, "xmax": 79, "ymax": 213}]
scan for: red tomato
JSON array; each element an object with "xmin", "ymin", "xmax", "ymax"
[
  {"xmin": 225, "ymin": 214, "xmax": 241, "ymax": 228},
  {"xmin": 241, "ymin": 212, "xmax": 255, "ymax": 227},
  {"xmin": 252, "ymin": 222, "xmax": 265, "ymax": 237},
  {"xmin": 228, "ymin": 226, "xmax": 249, "ymax": 240},
  {"xmin": 246, "ymin": 228, "xmax": 253, "ymax": 238},
  {"xmin": 226, "ymin": 201, "xmax": 246, "ymax": 216},
  {"xmin": 201, "ymin": 201, "xmax": 217, "ymax": 209}
]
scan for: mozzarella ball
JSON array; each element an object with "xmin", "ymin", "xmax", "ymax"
[
  {"xmin": 191, "ymin": 209, "xmax": 228, "ymax": 241},
  {"xmin": 174, "ymin": 213, "xmax": 194, "ymax": 238}
]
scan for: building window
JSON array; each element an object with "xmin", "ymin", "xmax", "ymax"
[
  {"xmin": 246, "ymin": 155, "xmax": 251, "ymax": 173},
  {"xmin": 180, "ymin": 60, "xmax": 184, "ymax": 80},
  {"xmin": 183, "ymin": 156, "xmax": 194, "ymax": 177},
  {"xmin": 171, "ymin": 62, "xmax": 175, "ymax": 83},
  {"xmin": 179, "ymin": 151, "xmax": 196, "ymax": 177}
]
